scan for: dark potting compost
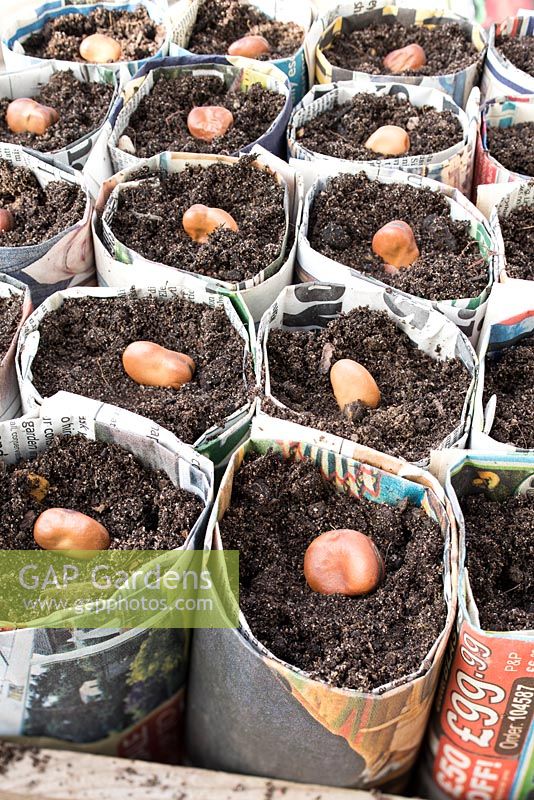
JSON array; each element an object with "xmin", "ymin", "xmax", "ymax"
[
  {"xmin": 0, "ymin": 73, "xmax": 114, "ymax": 151},
  {"xmin": 499, "ymin": 206, "xmax": 534, "ymax": 280},
  {"xmin": 0, "ymin": 160, "xmax": 86, "ymax": 247},
  {"xmin": 325, "ymin": 22, "xmax": 478, "ymax": 76},
  {"xmin": 31, "ymin": 293, "xmax": 254, "ymax": 445},
  {"xmin": 122, "ymin": 73, "xmax": 285, "ymax": 157},
  {"xmin": 496, "ymin": 33, "xmax": 534, "ymax": 76},
  {"xmin": 187, "ymin": 0, "xmax": 304, "ymax": 59},
  {"xmin": 308, "ymin": 174, "xmax": 487, "ymax": 301},
  {"xmin": 461, "ymin": 493, "xmax": 534, "ymax": 631},
  {"xmin": 0, "ymin": 296, "xmax": 22, "ymax": 357},
  {"xmin": 483, "ymin": 339, "xmax": 534, "ymax": 448},
  {"xmin": 219, "ymin": 450, "xmax": 446, "ymax": 690},
  {"xmin": 109, "ymin": 158, "xmax": 286, "ymax": 282},
  {"xmin": 22, "ymin": 7, "xmax": 165, "ymax": 62},
  {"xmin": 0, "ymin": 435, "xmax": 203, "ymax": 550},
  {"xmin": 486, "ymin": 123, "xmax": 534, "ymax": 177},
  {"xmin": 264, "ymin": 307, "xmax": 470, "ymax": 463},
  {"xmin": 295, "ymin": 93, "xmax": 463, "ymax": 159}
]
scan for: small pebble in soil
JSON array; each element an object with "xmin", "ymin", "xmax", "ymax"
[
  {"xmin": 22, "ymin": 7, "xmax": 165, "ymax": 62},
  {"xmin": 0, "ymin": 296, "xmax": 22, "ymax": 357},
  {"xmin": 0, "ymin": 159, "xmax": 86, "ymax": 247},
  {"xmin": 499, "ymin": 206, "xmax": 534, "ymax": 281},
  {"xmin": 462, "ymin": 493, "xmax": 534, "ymax": 631},
  {"xmin": 220, "ymin": 450, "xmax": 446, "ymax": 691},
  {"xmin": 308, "ymin": 173, "xmax": 488, "ymax": 301},
  {"xmin": 496, "ymin": 34, "xmax": 534, "ymax": 77},
  {"xmin": 0, "ymin": 73, "xmax": 113, "ymax": 152},
  {"xmin": 483, "ymin": 339, "xmax": 534, "ymax": 449},
  {"xmin": 187, "ymin": 0, "xmax": 304, "ymax": 59},
  {"xmin": 0, "ymin": 435, "xmax": 203, "ymax": 550},
  {"xmin": 487, "ymin": 122, "xmax": 534, "ymax": 177},
  {"xmin": 264, "ymin": 307, "xmax": 470, "ymax": 463},
  {"xmin": 123, "ymin": 74, "xmax": 285, "ymax": 157},
  {"xmin": 31, "ymin": 292, "xmax": 255, "ymax": 446},
  {"xmin": 324, "ymin": 22, "xmax": 479, "ymax": 76},
  {"xmin": 109, "ymin": 157, "xmax": 286, "ymax": 283},
  {"xmin": 296, "ymin": 93, "xmax": 463, "ymax": 160}
]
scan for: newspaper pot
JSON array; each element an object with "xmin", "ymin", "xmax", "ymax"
[
  {"xmin": 307, "ymin": 2, "xmax": 486, "ymax": 110},
  {"xmin": 470, "ymin": 281, "xmax": 534, "ymax": 456},
  {"xmin": 474, "ymin": 94, "xmax": 534, "ymax": 190},
  {"xmin": 288, "ymin": 81, "xmax": 479, "ymax": 196},
  {"xmin": 93, "ymin": 148, "xmax": 303, "ymax": 322},
  {"xmin": 419, "ymin": 448, "xmax": 534, "ymax": 800},
  {"xmin": 257, "ymin": 281, "xmax": 477, "ymax": 467},
  {"xmin": 0, "ymin": 144, "xmax": 95, "ymax": 307},
  {"xmin": 0, "ymin": 63, "xmax": 118, "ymax": 174},
  {"xmin": 487, "ymin": 181, "xmax": 534, "ymax": 283},
  {"xmin": 185, "ymin": 414, "xmax": 457, "ymax": 791},
  {"xmin": 481, "ymin": 15, "xmax": 534, "ymax": 101},
  {"xmin": 296, "ymin": 163, "xmax": 498, "ymax": 347},
  {"xmin": 168, "ymin": 0, "xmax": 314, "ymax": 104},
  {"xmin": 0, "ymin": 392, "xmax": 213, "ymax": 760},
  {"xmin": 16, "ymin": 283, "xmax": 257, "ymax": 473},
  {"xmin": 101, "ymin": 56, "xmax": 291, "ymax": 175},
  {"xmin": 1, "ymin": 1, "xmax": 171, "ymax": 85},
  {"xmin": 0, "ymin": 275, "xmax": 32, "ymax": 423}
]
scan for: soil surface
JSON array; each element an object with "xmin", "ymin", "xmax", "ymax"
[
  {"xmin": 32, "ymin": 292, "xmax": 254, "ymax": 445},
  {"xmin": 487, "ymin": 122, "xmax": 534, "ymax": 177},
  {"xmin": 109, "ymin": 157, "xmax": 286, "ymax": 282},
  {"xmin": 499, "ymin": 206, "xmax": 534, "ymax": 281},
  {"xmin": 0, "ymin": 159, "xmax": 86, "ymax": 247},
  {"xmin": 496, "ymin": 33, "xmax": 534, "ymax": 76},
  {"xmin": 325, "ymin": 22, "xmax": 479, "ymax": 76},
  {"xmin": 462, "ymin": 493, "xmax": 534, "ymax": 631},
  {"xmin": 123, "ymin": 73, "xmax": 285, "ymax": 157},
  {"xmin": 0, "ymin": 72, "xmax": 114, "ymax": 152},
  {"xmin": 295, "ymin": 93, "xmax": 463, "ymax": 159},
  {"xmin": 0, "ymin": 296, "xmax": 22, "ymax": 357},
  {"xmin": 308, "ymin": 173, "xmax": 487, "ymax": 301},
  {"xmin": 22, "ymin": 7, "xmax": 165, "ymax": 62},
  {"xmin": 187, "ymin": 0, "xmax": 304, "ymax": 59},
  {"xmin": 264, "ymin": 307, "xmax": 470, "ymax": 463},
  {"xmin": 220, "ymin": 450, "xmax": 446, "ymax": 690},
  {"xmin": 483, "ymin": 339, "xmax": 534, "ymax": 449},
  {"xmin": 0, "ymin": 435, "xmax": 203, "ymax": 550}
]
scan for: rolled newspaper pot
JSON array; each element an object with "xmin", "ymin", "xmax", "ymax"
[
  {"xmin": 470, "ymin": 281, "xmax": 534, "ymax": 455},
  {"xmin": 256, "ymin": 281, "xmax": 477, "ymax": 466},
  {"xmin": 0, "ymin": 63, "xmax": 118, "ymax": 173},
  {"xmin": 0, "ymin": 144, "xmax": 95, "ymax": 307},
  {"xmin": 288, "ymin": 81, "xmax": 479, "ymax": 196},
  {"xmin": 419, "ymin": 448, "xmax": 534, "ymax": 800},
  {"xmin": 0, "ymin": 392, "xmax": 213, "ymax": 757},
  {"xmin": 168, "ymin": 0, "xmax": 313, "ymax": 103},
  {"xmin": 93, "ymin": 148, "xmax": 303, "ymax": 322},
  {"xmin": 103, "ymin": 55, "xmax": 292, "ymax": 174},
  {"xmin": 296, "ymin": 162, "xmax": 499, "ymax": 347},
  {"xmin": 185, "ymin": 413, "xmax": 458, "ymax": 791},
  {"xmin": 1, "ymin": 1, "xmax": 171, "ymax": 84},
  {"xmin": 307, "ymin": 3, "xmax": 486, "ymax": 110},
  {"xmin": 488, "ymin": 181, "xmax": 534, "ymax": 283},
  {"xmin": 482, "ymin": 14, "xmax": 534, "ymax": 101},
  {"xmin": 0, "ymin": 275, "xmax": 32, "ymax": 423},
  {"xmin": 16, "ymin": 283, "xmax": 257, "ymax": 471},
  {"xmin": 475, "ymin": 94, "xmax": 534, "ymax": 189}
]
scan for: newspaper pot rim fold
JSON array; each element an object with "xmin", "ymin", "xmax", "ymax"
[
  {"xmin": 483, "ymin": 14, "xmax": 534, "ymax": 99},
  {"xmin": 95, "ymin": 150, "xmax": 292, "ymax": 294},
  {"xmin": 296, "ymin": 163, "xmax": 498, "ymax": 346},
  {"xmin": 106, "ymin": 55, "xmax": 292, "ymax": 171},
  {"xmin": 255, "ymin": 281, "xmax": 478, "ymax": 469},
  {"xmin": 205, "ymin": 415, "xmax": 458, "ymax": 698},
  {"xmin": 1, "ymin": 0, "xmax": 172, "ymax": 74},
  {"xmin": 16, "ymin": 282, "xmax": 257, "ymax": 458},
  {"xmin": 478, "ymin": 93, "xmax": 534, "ymax": 186}
]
